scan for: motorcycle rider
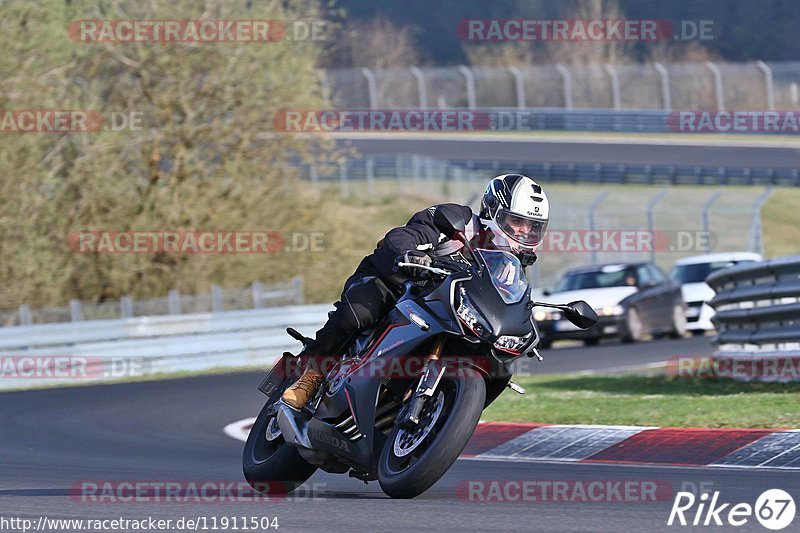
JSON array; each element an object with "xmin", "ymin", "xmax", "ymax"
[{"xmin": 282, "ymin": 174, "xmax": 550, "ymax": 409}]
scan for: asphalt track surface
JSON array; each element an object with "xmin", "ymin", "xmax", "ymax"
[
  {"xmin": 2, "ymin": 337, "xmax": 797, "ymax": 533},
  {"xmin": 338, "ymin": 135, "xmax": 800, "ymax": 169}
]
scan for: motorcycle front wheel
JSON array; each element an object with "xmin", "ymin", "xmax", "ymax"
[{"xmin": 378, "ymin": 367, "xmax": 485, "ymax": 499}]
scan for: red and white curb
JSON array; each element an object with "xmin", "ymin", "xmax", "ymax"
[
  {"xmin": 224, "ymin": 417, "xmax": 256, "ymax": 442},
  {"xmin": 224, "ymin": 418, "xmax": 800, "ymax": 469},
  {"xmin": 463, "ymin": 423, "xmax": 800, "ymax": 469}
]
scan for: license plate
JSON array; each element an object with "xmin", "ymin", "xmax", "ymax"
[
  {"xmin": 258, "ymin": 355, "xmax": 292, "ymax": 397},
  {"xmin": 554, "ymin": 320, "xmax": 579, "ymax": 332}
]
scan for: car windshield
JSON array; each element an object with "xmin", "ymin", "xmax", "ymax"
[
  {"xmin": 670, "ymin": 260, "xmax": 756, "ymax": 284},
  {"xmin": 554, "ymin": 265, "xmax": 638, "ymax": 292},
  {"xmin": 477, "ymin": 249, "xmax": 529, "ymax": 304}
]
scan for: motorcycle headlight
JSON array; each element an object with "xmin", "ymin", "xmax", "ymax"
[
  {"xmin": 457, "ymin": 287, "xmax": 491, "ymax": 336},
  {"xmin": 494, "ymin": 333, "xmax": 532, "ymax": 355}
]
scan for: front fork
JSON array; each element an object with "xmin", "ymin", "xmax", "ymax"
[{"xmin": 397, "ymin": 337, "xmax": 447, "ymax": 428}]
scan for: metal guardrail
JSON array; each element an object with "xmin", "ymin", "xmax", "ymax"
[
  {"xmin": 1, "ymin": 278, "xmax": 304, "ymax": 327},
  {"xmin": 0, "ymin": 304, "xmax": 331, "ymax": 390},
  {"xmin": 707, "ymin": 256, "xmax": 800, "ymax": 381},
  {"xmin": 301, "ymin": 153, "xmax": 800, "ymax": 189}
]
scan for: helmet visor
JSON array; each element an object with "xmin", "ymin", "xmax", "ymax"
[{"xmin": 496, "ymin": 209, "xmax": 547, "ymax": 246}]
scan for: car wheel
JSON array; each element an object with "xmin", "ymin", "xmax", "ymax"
[
  {"xmin": 621, "ymin": 307, "xmax": 643, "ymax": 343},
  {"xmin": 667, "ymin": 304, "xmax": 687, "ymax": 339},
  {"xmin": 583, "ymin": 338, "xmax": 600, "ymax": 346}
]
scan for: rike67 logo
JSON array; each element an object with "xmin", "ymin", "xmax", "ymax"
[{"xmin": 668, "ymin": 489, "xmax": 795, "ymax": 530}]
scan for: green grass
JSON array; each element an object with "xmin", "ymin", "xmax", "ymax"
[
  {"xmin": 763, "ymin": 188, "xmax": 800, "ymax": 259},
  {"xmin": 482, "ymin": 374, "xmax": 800, "ymax": 429}
]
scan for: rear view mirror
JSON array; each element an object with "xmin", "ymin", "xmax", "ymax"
[
  {"xmin": 433, "ymin": 205, "xmax": 467, "ymax": 238},
  {"xmin": 563, "ymin": 300, "xmax": 598, "ymax": 329}
]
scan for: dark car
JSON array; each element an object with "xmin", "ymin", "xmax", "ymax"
[{"xmin": 533, "ymin": 262, "xmax": 686, "ymax": 347}]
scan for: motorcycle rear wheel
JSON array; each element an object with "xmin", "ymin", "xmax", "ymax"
[{"xmin": 242, "ymin": 383, "xmax": 317, "ymax": 495}]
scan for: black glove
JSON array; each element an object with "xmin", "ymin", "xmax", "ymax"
[
  {"xmin": 517, "ymin": 251, "xmax": 537, "ymax": 267},
  {"xmin": 394, "ymin": 250, "xmax": 432, "ymax": 277}
]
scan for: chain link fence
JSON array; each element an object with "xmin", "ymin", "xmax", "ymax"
[
  {"xmin": 321, "ymin": 60, "xmax": 800, "ymax": 111},
  {"xmin": 297, "ymin": 154, "xmax": 772, "ymax": 289}
]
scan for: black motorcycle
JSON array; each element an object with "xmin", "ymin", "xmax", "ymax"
[{"xmin": 242, "ymin": 208, "xmax": 597, "ymax": 499}]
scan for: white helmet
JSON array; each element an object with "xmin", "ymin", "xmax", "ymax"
[{"xmin": 479, "ymin": 174, "xmax": 549, "ymax": 256}]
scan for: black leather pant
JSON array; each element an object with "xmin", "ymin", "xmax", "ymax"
[{"xmin": 298, "ymin": 258, "xmax": 396, "ymax": 373}]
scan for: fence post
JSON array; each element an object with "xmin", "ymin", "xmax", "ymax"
[
  {"xmin": 411, "ymin": 155, "xmax": 421, "ymax": 188},
  {"xmin": 317, "ymin": 69, "xmax": 330, "ymax": 107},
  {"xmin": 366, "ymin": 157, "xmax": 375, "ymax": 196},
  {"xmin": 425, "ymin": 157, "xmax": 434, "ymax": 188},
  {"xmin": 293, "ymin": 277, "xmax": 304, "ymax": 305},
  {"xmin": 19, "ymin": 304, "xmax": 32, "ymax": 326},
  {"xmin": 702, "ymin": 191, "xmax": 722, "ymax": 254},
  {"xmin": 339, "ymin": 160, "xmax": 349, "ymax": 197},
  {"xmin": 252, "ymin": 282, "xmax": 263, "ymax": 309},
  {"xmin": 452, "ymin": 165, "xmax": 463, "ymax": 202},
  {"xmin": 309, "ymin": 164, "xmax": 319, "ymax": 194},
  {"xmin": 705, "ymin": 61, "xmax": 725, "ymax": 111},
  {"xmin": 409, "ymin": 67, "xmax": 428, "ymax": 109},
  {"xmin": 755, "ymin": 61, "xmax": 775, "ymax": 111},
  {"xmin": 604, "ymin": 64, "xmax": 621, "ymax": 110},
  {"xmin": 646, "ymin": 188, "xmax": 669, "ymax": 263},
  {"xmin": 508, "ymin": 66, "xmax": 526, "ymax": 108},
  {"xmin": 211, "ymin": 285, "xmax": 223, "ymax": 313},
  {"xmin": 748, "ymin": 187, "xmax": 774, "ymax": 255},
  {"xmin": 457, "ymin": 65, "xmax": 476, "ymax": 109},
  {"xmin": 555, "ymin": 64, "xmax": 573, "ymax": 110},
  {"xmin": 587, "ymin": 190, "xmax": 610, "ymax": 265},
  {"xmin": 168, "ymin": 289, "xmax": 181, "ymax": 315},
  {"xmin": 652, "ymin": 62, "xmax": 671, "ymax": 111},
  {"xmin": 120, "ymin": 296, "xmax": 133, "ymax": 318},
  {"xmin": 361, "ymin": 67, "xmax": 378, "ymax": 109},
  {"xmin": 395, "ymin": 155, "xmax": 404, "ymax": 189},
  {"xmin": 69, "ymin": 299, "xmax": 83, "ymax": 322}
]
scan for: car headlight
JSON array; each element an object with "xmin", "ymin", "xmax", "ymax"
[
  {"xmin": 532, "ymin": 309, "xmax": 561, "ymax": 322},
  {"xmin": 595, "ymin": 305, "xmax": 624, "ymax": 316},
  {"xmin": 494, "ymin": 333, "xmax": 532, "ymax": 355},
  {"xmin": 457, "ymin": 287, "xmax": 491, "ymax": 336}
]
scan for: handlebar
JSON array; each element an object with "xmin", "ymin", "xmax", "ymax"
[{"xmin": 396, "ymin": 262, "xmax": 452, "ymax": 277}]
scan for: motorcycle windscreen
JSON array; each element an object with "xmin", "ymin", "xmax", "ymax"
[{"xmin": 477, "ymin": 249, "xmax": 529, "ymax": 304}]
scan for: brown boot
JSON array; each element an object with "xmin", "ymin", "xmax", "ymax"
[{"xmin": 282, "ymin": 367, "xmax": 324, "ymax": 409}]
